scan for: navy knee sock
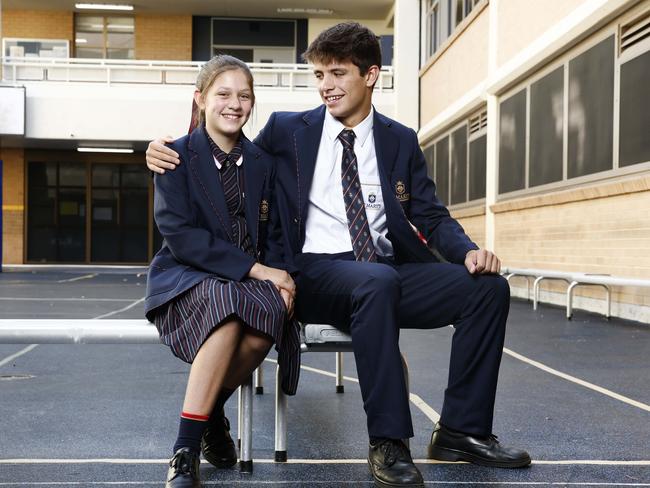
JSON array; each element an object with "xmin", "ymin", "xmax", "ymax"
[{"xmin": 173, "ymin": 412, "xmax": 209, "ymax": 455}]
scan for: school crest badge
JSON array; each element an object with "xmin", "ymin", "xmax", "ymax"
[
  {"xmin": 260, "ymin": 199, "xmax": 269, "ymax": 221},
  {"xmin": 395, "ymin": 180, "xmax": 410, "ymax": 202}
]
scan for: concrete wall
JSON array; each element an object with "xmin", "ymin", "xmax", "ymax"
[
  {"xmin": 419, "ymin": 6, "xmax": 489, "ymax": 126},
  {"xmin": 496, "ymin": 0, "xmax": 587, "ymax": 68}
]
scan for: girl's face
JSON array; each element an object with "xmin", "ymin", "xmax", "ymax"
[{"xmin": 196, "ymin": 69, "xmax": 253, "ymax": 138}]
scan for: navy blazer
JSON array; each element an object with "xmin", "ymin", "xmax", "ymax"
[
  {"xmin": 145, "ymin": 128, "xmax": 287, "ymax": 320},
  {"xmin": 254, "ymin": 105, "xmax": 478, "ymax": 267}
]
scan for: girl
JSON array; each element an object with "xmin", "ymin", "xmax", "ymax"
[{"xmin": 144, "ymin": 55, "xmax": 300, "ymax": 488}]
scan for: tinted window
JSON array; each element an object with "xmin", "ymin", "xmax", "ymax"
[
  {"xmin": 567, "ymin": 36, "xmax": 614, "ymax": 178},
  {"xmin": 499, "ymin": 89, "xmax": 526, "ymax": 193}
]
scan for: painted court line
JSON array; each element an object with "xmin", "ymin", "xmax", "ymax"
[
  {"xmin": 93, "ymin": 297, "xmax": 145, "ymax": 319},
  {"xmin": 0, "ymin": 483, "xmax": 648, "ymax": 487},
  {"xmin": 503, "ymin": 347, "xmax": 650, "ymax": 412},
  {"xmin": 56, "ymin": 274, "xmax": 96, "ymax": 283},
  {"xmin": 0, "ymin": 344, "xmax": 39, "ymax": 368},
  {"xmin": 265, "ymin": 357, "xmax": 442, "ymax": 422},
  {"xmin": 1, "ymin": 458, "xmax": 649, "ymax": 465}
]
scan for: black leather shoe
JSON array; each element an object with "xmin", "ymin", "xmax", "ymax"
[
  {"xmin": 368, "ymin": 439, "xmax": 424, "ymax": 487},
  {"xmin": 427, "ymin": 422, "xmax": 531, "ymax": 468},
  {"xmin": 165, "ymin": 447, "xmax": 201, "ymax": 488},
  {"xmin": 201, "ymin": 411, "xmax": 237, "ymax": 468}
]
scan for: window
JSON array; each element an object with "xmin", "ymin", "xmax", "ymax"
[
  {"xmin": 435, "ymin": 137, "xmax": 450, "ymax": 205},
  {"xmin": 212, "ymin": 18, "xmax": 296, "ymax": 63},
  {"xmin": 27, "ymin": 156, "xmax": 154, "ymax": 264},
  {"xmin": 619, "ymin": 13, "xmax": 650, "ymax": 167},
  {"xmin": 619, "ymin": 49, "xmax": 650, "ymax": 166},
  {"xmin": 28, "ymin": 162, "xmax": 87, "ymax": 262},
  {"xmin": 497, "ymin": 29, "xmax": 648, "ymax": 197},
  {"xmin": 75, "ymin": 15, "xmax": 134, "ymax": 59},
  {"xmin": 567, "ymin": 36, "xmax": 614, "ymax": 178},
  {"xmin": 422, "ymin": 110, "xmax": 486, "ymax": 207},
  {"xmin": 91, "ymin": 164, "xmax": 149, "ymax": 262},
  {"xmin": 529, "ymin": 66, "xmax": 564, "ymax": 187},
  {"xmin": 498, "ymin": 89, "xmax": 526, "ymax": 194},
  {"xmin": 450, "ymin": 126, "xmax": 468, "ymax": 204},
  {"xmin": 450, "ymin": 0, "xmax": 480, "ymax": 30},
  {"xmin": 425, "ymin": 0, "xmax": 440, "ymax": 60}
]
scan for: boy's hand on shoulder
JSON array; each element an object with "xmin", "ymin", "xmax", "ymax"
[{"xmin": 146, "ymin": 136, "xmax": 180, "ymax": 174}]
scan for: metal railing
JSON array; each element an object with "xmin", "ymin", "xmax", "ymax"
[
  {"xmin": 502, "ymin": 267, "xmax": 650, "ymax": 319},
  {"xmin": 1, "ymin": 57, "xmax": 394, "ymax": 92}
]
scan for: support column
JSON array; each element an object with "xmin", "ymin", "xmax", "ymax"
[
  {"xmin": 393, "ymin": 0, "xmax": 420, "ymax": 129},
  {"xmin": 485, "ymin": 0, "xmax": 499, "ymax": 251}
]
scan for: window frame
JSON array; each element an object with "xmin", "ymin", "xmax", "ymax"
[
  {"xmin": 423, "ymin": 108, "xmax": 488, "ymax": 210},
  {"xmin": 74, "ymin": 13, "xmax": 134, "ymax": 60},
  {"xmin": 496, "ymin": 25, "xmax": 650, "ymax": 201}
]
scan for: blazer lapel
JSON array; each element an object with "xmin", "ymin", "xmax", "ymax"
[
  {"xmin": 187, "ymin": 128, "xmax": 232, "ymax": 240},
  {"xmin": 373, "ymin": 109, "xmax": 399, "ymax": 185},
  {"xmin": 294, "ymin": 105, "xmax": 326, "ymax": 223},
  {"xmin": 242, "ymin": 139, "xmax": 265, "ymax": 250}
]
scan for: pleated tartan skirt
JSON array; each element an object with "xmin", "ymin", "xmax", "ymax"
[{"xmin": 153, "ymin": 277, "xmax": 300, "ymax": 395}]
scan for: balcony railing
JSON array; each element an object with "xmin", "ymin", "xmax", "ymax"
[{"xmin": 1, "ymin": 57, "xmax": 394, "ymax": 92}]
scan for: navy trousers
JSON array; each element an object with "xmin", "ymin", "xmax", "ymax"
[{"xmin": 294, "ymin": 251, "xmax": 510, "ymax": 439}]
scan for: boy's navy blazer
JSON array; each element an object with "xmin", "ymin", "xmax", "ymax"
[
  {"xmin": 145, "ymin": 128, "xmax": 284, "ymax": 320},
  {"xmin": 254, "ymin": 105, "xmax": 478, "ymax": 268}
]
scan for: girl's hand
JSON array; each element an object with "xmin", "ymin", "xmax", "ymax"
[{"xmin": 248, "ymin": 263, "xmax": 296, "ymax": 297}]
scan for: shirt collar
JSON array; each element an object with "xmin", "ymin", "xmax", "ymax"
[
  {"xmin": 204, "ymin": 125, "xmax": 244, "ymax": 169},
  {"xmin": 324, "ymin": 106, "xmax": 374, "ymax": 148}
]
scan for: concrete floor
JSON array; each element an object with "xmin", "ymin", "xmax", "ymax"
[{"xmin": 0, "ymin": 269, "xmax": 648, "ymax": 487}]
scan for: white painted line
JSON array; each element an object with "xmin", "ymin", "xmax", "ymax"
[
  {"xmin": 93, "ymin": 297, "xmax": 145, "ymax": 320},
  {"xmin": 0, "ymin": 344, "xmax": 38, "ymax": 368},
  {"xmin": 0, "ymin": 483, "xmax": 648, "ymax": 487},
  {"xmin": 1, "ymin": 458, "xmax": 649, "ymax": 466},
  {"xmin": 504, "ymin": 347, "xmax": 650, "ymax": 412},
  {"xmin": 265, "ymin": 358, "xmax": 452, "ymax": 429},
  {"xmin": 0, "ymin": 297, "xmax": 135, "ymax": 302},
  {"xmin": 56, "ymin": 274, "xmax": 96, "ymax": 283},
  {"xmin": 409, "ymin": 393, "xmax": 441, "ymax": 423}
]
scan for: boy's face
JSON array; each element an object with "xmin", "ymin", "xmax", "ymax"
[{"xmin": 312, "ymin": 60, "xmax": 379, "ymax": 127}]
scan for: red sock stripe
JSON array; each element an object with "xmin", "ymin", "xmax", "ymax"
[{"xmin": 180, "ymin": 411, "xmax": 210, "ymax": 421}]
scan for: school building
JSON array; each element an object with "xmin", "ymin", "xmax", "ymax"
[{"xmin": 1, "ymin": 0, "xmax": 648, "ymax": 321}]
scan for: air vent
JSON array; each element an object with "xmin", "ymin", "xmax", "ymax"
[
  {"xmin": 620, "ymin": 10, "xmax": 650, "ymax": 54},
  {"xmin": 469, "ymin": 110, "xmax": 487, "ymax": 134}
]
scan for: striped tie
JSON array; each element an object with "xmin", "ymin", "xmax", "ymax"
[{"xmin": 338, "ymin": 129, "xmax": 376, "ymax": 262}]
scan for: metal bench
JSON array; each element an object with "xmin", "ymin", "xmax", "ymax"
[
  {"xmin": 0, "ymin": 319, "xmax": 256, "ymax": 472},
  {"xmin": 273, "ymin": 323, "xmax": 410, "ymax": 462},
  {"xmin": 502, "ymin": 267, "xmax": 650, "ymax": 319}
]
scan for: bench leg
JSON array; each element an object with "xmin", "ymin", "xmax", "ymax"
[
  {"xmin": 239, "ymin": 374, "xmax": 253, "ymax": 473},
  {"xmin": 336, "ymin": 351, "xmax": 344, "ymax": 393},
  {"xmin": 274, "ymin": 364, "xmax": 288, "ymax": 462},
  {"xmin": 254, "ymin": 366, "xmax": 264, "ymax": 395}
]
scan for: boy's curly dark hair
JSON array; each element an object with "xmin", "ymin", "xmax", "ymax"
[{"xmin": 302, "ymin": 22, "xmax": 382, "ymax": 75}]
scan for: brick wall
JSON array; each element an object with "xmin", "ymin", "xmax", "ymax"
[
  {"xmin": 1, "ymin": 149, "xmax": 25, "ymax": 265},
  {"xmin": 493, "ymin": 175, "xmax": 650, "ymax": 308},
  {"xmin": 135, "ymin": 15, "xmax": 192, "ymax": 60},
  {"xmin": 2, "ymin": 10, "xmax": 73, "ymax": 42}
]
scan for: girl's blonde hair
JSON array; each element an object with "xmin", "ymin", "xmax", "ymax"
[{"xmin": 189, "ymin": 55, "xmax": 255, "ymax": 132}]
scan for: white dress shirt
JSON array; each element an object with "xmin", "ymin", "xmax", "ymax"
[{"xmin": 302, "ymin": 108, "xmax": 394, "ymax": 256}]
